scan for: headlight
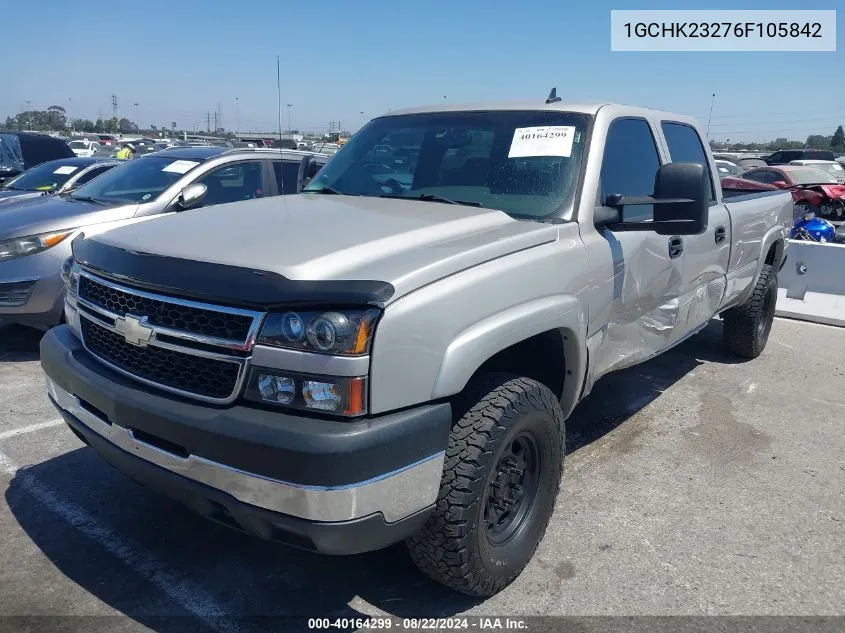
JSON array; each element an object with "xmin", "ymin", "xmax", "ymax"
[
  {"xmin": 245, "ymin": 368, "xmax": 367, "ymax": 417},
  {"xmin": 60, "ymin": 256, "xmax": 81, "ymax": 293},
  {"xmin": 258, "ymin": 308, "xmax": 380, "ymax": 355},
  {"xmin": 0, "ymin": 229, "xmax": 75, "ymax": 262}
]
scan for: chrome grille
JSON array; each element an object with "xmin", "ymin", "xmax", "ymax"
[
  {"xmin": 82, "ymin": 319, "xmax": 241, "ymax": 400},
  {"xmin": 74, "ymin": 270, "xmax": 264, "ymax": 404},
  {"xmin": 79, "ymin": 274, "xmax": 254, "ymax": 341}
]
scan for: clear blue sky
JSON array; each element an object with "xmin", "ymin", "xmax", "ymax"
[{"xmin": 3, "ymin": 0, "xmax": 842, "ymax": 141}]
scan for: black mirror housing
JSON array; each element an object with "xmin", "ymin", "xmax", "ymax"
[
  {"xmin": 598, "ymin": 162, "xmax": 710, "ymax": 236},
  {"xmin": 652, "ymin": 162, "xmax": 709, "ymax": 235}
]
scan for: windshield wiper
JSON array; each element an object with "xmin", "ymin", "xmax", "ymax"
[
  {"xmin": 380, "ymin": 193, "xmax": 482, "ymax": 207},
  {"xmin": 306, "ymin": 186, "xmax": 358, "ymax": 196},
  {"xmin": 70, "ymin": 195, "xmax": 108, "ymax": 205}
]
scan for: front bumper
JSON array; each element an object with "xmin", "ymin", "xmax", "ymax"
[
  {"xmin": 0, "ymin": 245, "xmax": 69, "ymax": 328},
  {"xmin": 41, "ymin": 325, "xmax": 452, "ymax": 553}
]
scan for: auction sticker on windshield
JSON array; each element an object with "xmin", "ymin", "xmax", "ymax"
[
  {"xmin": 508, "ymin": 126, "xmax": 575, "ymax": 158},
  {"xmin": 162, "ymin": 160, "xmax": 200, "ymax": 174},
  {"xmin": 53, "ymin": 165, "xmax": 78, "ymax": 175}
]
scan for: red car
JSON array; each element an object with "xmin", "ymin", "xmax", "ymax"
[{"xmin": 724, "ymin": 165, "xmax": 845, "ymax": 219}]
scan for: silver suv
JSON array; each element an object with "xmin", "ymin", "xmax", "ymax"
[{"xmin": 0, "ymin": 147, "xmax": 328, "ymax": 328}]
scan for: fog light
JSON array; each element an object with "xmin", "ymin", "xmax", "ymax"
[
  {"xmin": 257, "ymin": 374, "xmax": 295, "ymax": 404},
  {"xmin": 302, "ymin": 380, "xmax": 343, "ymax": 411}
]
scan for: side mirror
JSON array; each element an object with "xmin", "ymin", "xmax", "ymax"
[
  {"xmin": 177, "ymin": 183, "xmax": 207, "ymax": 210},
  {"xmin": 772, "ymin": 180, "xmax": 789, "ymax": 189},
  {"xmin": 597, "ymin": 162, "xmax": 710, "ymax": 236}
]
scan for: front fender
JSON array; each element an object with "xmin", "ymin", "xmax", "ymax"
[{"xmin": 431, "ymin": 295, "xmax": 587, "ymax": 417}]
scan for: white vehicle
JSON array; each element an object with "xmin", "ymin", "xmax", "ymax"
[
  {"xmin": 68, "ymin": 139, "xmax": 101, "ymax": 158},
  {"xmin": 714, "ymin": 159, "xmax": 744, "ymax": 178},
  {"xmin": 789, "ymin": 160, "xmax": 845, "ymax": 183}
]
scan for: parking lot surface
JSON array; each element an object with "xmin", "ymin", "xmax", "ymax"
[{"xmin": 0, "ymin": 318, "xmax": 843, "ymax": 631}]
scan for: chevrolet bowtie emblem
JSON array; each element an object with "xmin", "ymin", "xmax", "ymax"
[{"xmin": 113, "ymin": 314, "xmax": 154, "ymax": 347}]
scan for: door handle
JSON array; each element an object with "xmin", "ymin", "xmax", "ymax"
[
  {"xmin": 668, "ymin": 236, "xmax": 684, "ymax": 259},
  {"xmin": 714, "ymin": 225, "xmax": 726, "ymax": 244}
]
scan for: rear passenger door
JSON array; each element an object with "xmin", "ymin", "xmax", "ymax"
[
  {"xmin": 660, "ymin": 121, "xmax": 730, "ymax": 331},
  {"xmin": 589, "ymin": 117, "xmax": 687, "ymax": 378}
]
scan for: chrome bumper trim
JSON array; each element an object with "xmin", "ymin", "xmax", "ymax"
[{"xmin": 47, "ymin": 378, "xmax": 443, "ymax": 523}]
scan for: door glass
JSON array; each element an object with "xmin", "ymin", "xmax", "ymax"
[
  {"xmin": 600, "ymin": 118, "xmax": 661, "ymax": 221},
  {"xmin": 195, "ymin": 161, "xmax": 264, "ymax": 206},
  {"xmin": 661, "ymin": 122, "xmax": 715, "ymax": 201},
  {"xmin": 272, "ymin": 160, "xmax": 302, "ymax": 194}
]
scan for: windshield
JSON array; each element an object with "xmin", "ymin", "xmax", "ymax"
[
  {"xmin": 303, "ymin": 110, "xmax": 591, "ymax": 219},
  {"xmin": 813, "ymin": 163, "xmax": 844, "ymax": 178},
  {"xmin": 789, "ymin": 168, "xmax": 839, "ymax": 185},
  {"xmin": 2, "ymin": 160, "xmax": 80, "ymax": 191},
  {"xmin": 69, "ymin": 141, "xmax": 90, "ymax": 149},
  {"xmin": 71, "ymin": 155, "xmax": 205, "ymax": 204},
  {"xmin": 716, "ymin": 162, "xmax": 743, "ymax": 177}
]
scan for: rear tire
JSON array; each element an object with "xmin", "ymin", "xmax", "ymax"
[
  {"xmin": 406, "ymin": 374, "xmax": 564, "ymax": 597},
  {"xmin": 722, "ymin": 263, "xmax": 777, "ymax": 359}
]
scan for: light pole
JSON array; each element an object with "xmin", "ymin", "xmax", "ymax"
[
  {"xmin": 360, "ymin": 111, "xmax": 364, "ymax": 127},
  {"xmin": 67, "ymin": 97, "xmax": 73, "ymax": 132},
  {"xmin": 234, "ymin": 97, "xmax": 239, "ymax": 139},
  {"xmin": 133, "ymin": 102, "xmax": 139, "ymax": 132},
  {"xmin": 706, "ymin": 92, "xmax": 716, "ymax": 140},
  {"xmin": 286, "ymin": 104, "xmax": 292, "ymax": 133},
  {"xmin": 25, "ymin": 100, "xmax": 31, "ymax": 129}
]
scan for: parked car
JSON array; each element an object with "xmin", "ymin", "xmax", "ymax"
[
  {"xmin": 68, "ymin": 139, "xmax": 101, "ymax": 158},
  {"xmin": 788, "ymin": 159, "xmax": 845, "ymax": 183},
  {"xmin": 0, "ymin": 132, "xmax": 75, "ymax": 184},
  {"xmin": 736, "ymin": 165, "xmax": 845, "ymax": 219},
  {"xmin": 42, "ymin": 99, "xmax": 791, "ymax": 597},
  {"xmin": 714, "ymin": 159, "xmax": 744, "ymax": 178},
  {"xmin": 0, "ymin": 147, "xmax": 327, "ymax": 328},
  {"xmin": 0, "ymin": 157, "xmax": 119, "ymax": 206},
  {"xmin": 96, "ymin": 134, "xmax": 119, "ymax": 147},
  {"xmin": 765, "ymin": 149, "xmax": 836, "ymax": 165}
]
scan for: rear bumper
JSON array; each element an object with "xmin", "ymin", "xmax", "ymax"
[{"xmin": 41, "ymin": 325, "xmax": 453, "ymax": 553}]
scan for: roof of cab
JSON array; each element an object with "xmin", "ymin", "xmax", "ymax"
[{"xmin": 378, "ymin": 101, "xmax": 699, "ymax": 124}]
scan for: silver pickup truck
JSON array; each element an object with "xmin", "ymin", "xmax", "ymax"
[{"xmin": 40, "ymin": 98, "xmax": 792, "ymax": 597}]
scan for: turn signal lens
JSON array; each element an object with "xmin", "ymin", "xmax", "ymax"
[{"xmin": 246, "ymin": 370, "xmax": 367, "ymax": 417}]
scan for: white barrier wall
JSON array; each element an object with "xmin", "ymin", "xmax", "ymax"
[{"xmin": 777, "ymin": 240, "xmax": 845, "ymax": 327}]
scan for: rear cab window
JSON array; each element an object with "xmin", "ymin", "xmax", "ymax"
[{"xmin": 660, "ymin": 121, "xmax": 716, "ymax": 202}]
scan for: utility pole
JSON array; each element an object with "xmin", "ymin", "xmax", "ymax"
[
  {"xmin": 111, "ymin": 95, "xmax": 118, "ymax": 120},
  {"xmin": 234, "ymin": 97, "xmax": 239, "ymax": 138},
  {"xmin": 706, "ymin": 92, "xmax": 716, "ymax": 140},
  {"xmin": 133, "ymin": 103, "xmax": 139, "ymax": 131},
  {"xmin": 286, "ymin": 104, "xmax": 292, "ymax": 133},
  {"xmin": 206, "ymin": 111, "xmax": 211, "ymax": 133},
  {"xmin": 213, "ymin": 110, "xmax": 218, "ymax": 133}
]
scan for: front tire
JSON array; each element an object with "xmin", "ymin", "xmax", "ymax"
[
  {"xmin": 722, "ymin": 263, "xmax": 778, "ymax": 359},
  {"xmin": 406, "ymin": 374, "xmax": 564, "ymax": 597}
]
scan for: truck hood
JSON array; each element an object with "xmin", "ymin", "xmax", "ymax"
[
  {"xmin": 0, "ymin": 194, "xmax": 136, "ymax": 240},
  {"xmin": 86, "ymin": 194, "xmax": 558, "ymax": 303}
]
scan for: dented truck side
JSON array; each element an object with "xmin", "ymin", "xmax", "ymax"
[{"xmin": 40, "ymin": 101, "xmax": 792, "ymax": 598}]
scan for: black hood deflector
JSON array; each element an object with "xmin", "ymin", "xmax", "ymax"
[{"xmin": 72, "ymin": 235, "xmax": 395, "ymax": 309}]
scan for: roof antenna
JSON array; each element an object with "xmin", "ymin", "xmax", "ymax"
[
  {"xmin": 276, "ymin": 55, "xmax": 285, "ymax": 193},
  {"xmin": 545, "ymin": 87, "xmax": 562, "ymax": 104}
]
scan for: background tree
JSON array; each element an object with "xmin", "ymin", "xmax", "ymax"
[{"xmin": 831, "ymin": 125, "xmax": 845, "ymax": 152}]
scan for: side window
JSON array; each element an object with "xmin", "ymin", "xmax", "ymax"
[
  {"xmin": 74, "ymin": 165, "xmax": 115, "ymax": 186},
  {"xmin": 272, "ymin": 160, "xmax": 302, "ymax": 194},
  {"xmin": 768, "ymin": 152, "xmax": 782, "ymax": 164},
  {"xmin": 661, "ymin": 122, "xmax": 715, "ymax": 201},
  {"xmin": 195, "ymin": 161, "xmax": 264, "ymax": 207},
  {"xmin": 600, "ymin": 118, "xmax": 661, "ymax": 221}
]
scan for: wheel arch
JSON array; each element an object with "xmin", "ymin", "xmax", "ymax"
[{"xmin": 431, "ymin": 295, "xmax": 587, "ymax": 420}]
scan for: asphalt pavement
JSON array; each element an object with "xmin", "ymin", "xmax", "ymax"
[{"xmin": 0, "ymin": 318, "xmax": 843, "ymax": 631}]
